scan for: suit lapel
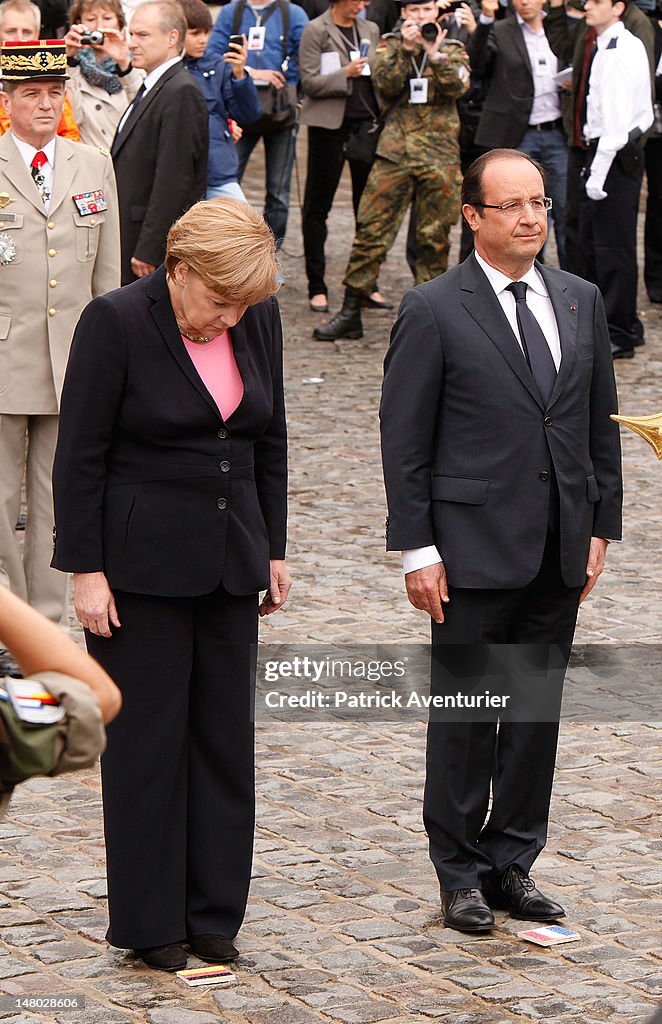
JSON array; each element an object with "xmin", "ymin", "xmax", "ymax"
[
  {"xmin": 460, "ymin": 253, "xmax": 543, "ymax": 408},
  {"xmin": 510, "ymin": 18, "xmax": 534, "ymax": 80},
  {"xmin": 322, "ymin": 8, "xmax": 354, "ymax": 60},
  {"xmin": 537, "ymin": 263, "xmax": 578, "ymax": 408},
  {"xmin": 147, "ymin": 267, "xmax": 223, "ymax": 420},
  {"xmin": 0, "ymin": 133, "xmax": 46, "ymax": 216},
  {"xmin": 49, "ymin": 137, "xmax": 76, "ymax": 216},
  {"xmin": 112, "ymin": 62, "xmax": 181, "ymax": 157}
]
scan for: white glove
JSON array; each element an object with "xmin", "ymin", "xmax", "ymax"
[{"xmin": 585, "ymin": 176, "xmax": 608, "ymax": 201}]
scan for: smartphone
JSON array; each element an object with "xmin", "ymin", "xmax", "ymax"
[
  {"xmin": 228, "ymin": 34, "xmax": 244, "ymax": 48},
  {"xmin": 359, "ymin": 39, "xmax": 370, "ymax": 59}
]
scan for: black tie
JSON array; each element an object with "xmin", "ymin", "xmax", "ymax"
[
  {"xmin": 117, "ymin": 82, "xmax": 146, "ymax": 135},
  {"xmin": 506, "ymin": 281, "xmax": 557, "ymax": 406}
]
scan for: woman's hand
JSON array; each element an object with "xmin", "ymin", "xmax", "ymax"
[
  {"xmin": 95, "ymin": 27, "xmax": 131, "ymax": 71},
  {"xmin": 346, "ymin": 56, "xmax": 368, "ymax": 77},
  {"xmin": 258, "ymin": 559, "xmax": 292, "ymax": 616},
  {"xmin": 224, "ymin": 34, "xmax": 248, "ymax": 79},
  {"xmin": 63, "ymin": 24, "xmax": 84, "ymax": 59},
  {"xmin": 73, "ymin": 571, "xmax": 121, "ymax": 638}
]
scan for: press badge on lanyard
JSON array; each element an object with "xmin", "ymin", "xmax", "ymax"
[
  {"xmin": 247, "ymin": 25, "xmax": 266, "ymax": 50},
  {"xmin": 409, "ymin": 52, "xmax": 428, "ymax": 103}
]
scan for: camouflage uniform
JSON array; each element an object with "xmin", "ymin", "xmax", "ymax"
[{"xmin": 344, "ymin": 32, "xmax": 470, "ymax": 292}]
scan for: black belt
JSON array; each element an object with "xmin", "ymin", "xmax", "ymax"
[{"xmin": 529, "ymin": 118, "xmax": 563, "ymax": 132}]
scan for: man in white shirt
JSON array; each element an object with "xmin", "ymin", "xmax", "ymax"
[
  {"xmin": 380, "ymin": 148, "xmax": 622, "ymax": 933},
  {"xmin": 472, "ymin": 0, "xmax": 569, "ymax": 267},
  {"xmin": 580, "ymin": 0, "xmax": 654, "ymax": 358},
  {"xmin": 110, "ymin": 0, "xmax": 208, "ymax": 284},
  {"xmin": 0, "ymin": 40, "xmax": 119, "ymax": 628}
]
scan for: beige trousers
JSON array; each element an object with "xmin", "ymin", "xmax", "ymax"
[{"xmin": 0, "ymin": 414, "xmax": 67, "ymax": 625}]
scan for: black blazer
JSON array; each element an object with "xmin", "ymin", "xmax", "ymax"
[
  {"xmin": 52, "ymin": 266, "xmax": 287, "ymax": 598},
  {"xmin": 111, "ymin": 62, "xmax": 208, "ymax": 285},
  {"xmin": 472, "ymin": 17, "xmax": 536, "ymax": 149},
  {"xmin": 380, "ymin": 254, "xmax": 623, "ymax": 590}
]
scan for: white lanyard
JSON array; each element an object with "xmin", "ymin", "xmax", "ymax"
[{"xmin": 410, "ymin": 51, "xmax": 428, "ymax": 79}]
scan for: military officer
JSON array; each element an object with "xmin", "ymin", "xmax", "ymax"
[
  {"xmin": 0, "ymin": 40, "xmax": 120, "ymax": 626},
  {"xmin": 314, "ymin": 0, "xmax": 470, "ymax": 341}
]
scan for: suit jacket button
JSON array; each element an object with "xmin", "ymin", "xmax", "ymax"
[
  {"xmin": 539, "ymin": 470, "xmax": 550, "ymax": 481},
  {"xmin": 217, "ymin": 427, "xmax": 228, "ymax": 439},
  {"xmin": 216, "ymin": 497, "xmax": 228, "ymax": 509},
  {"xmin": 219, "ymin": 460, "xmax": 230, "ymax": 472},
  {"xmin": 48, "ymin": 248, "xmax": 56, "ymax": 257},
  {"xmin": 47, "ymin": 221, "xmax": 55, "ymax": 230},
  {"xmin": 48, "ymin": 308, "xmax": 56, "ymax": 317},
  {"xmin": 544, "ymin": 416, "xmax": 552, "ymax": 426},
  {"xmin": 49, "ymin": 279, "xmax": 57, "ymax": 288}
]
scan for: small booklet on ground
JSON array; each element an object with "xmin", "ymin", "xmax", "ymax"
[
  {"xmin": 176, "ymin": 965, "xmax": 236, "ymax": 987},
  {"xmin": 517, "ymin": 925, "xmax": 581, "ymax": 947}
]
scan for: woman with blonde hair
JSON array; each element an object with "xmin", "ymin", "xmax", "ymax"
[
  {"xmin": 64, "ymin": 0, "xmax": 143, "ymax": 148},
  {"xmin": 52, "ymin": 198, "xmax": 291, "ymax": 973}
]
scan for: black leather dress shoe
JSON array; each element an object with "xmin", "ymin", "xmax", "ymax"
[
  {"xmin": 362, "ymin": 294, "xmax": 394, "ymax": 310},
  {"xmin": 189, "ymin": 934, "xmax": 239, "ymax": 962},
  {"xmin": 441, "ymin": 888, "xmax": 495, "ymax": 932},
  {"xmin": 486, "ymin": 865, "xmax": 565, "ymax": 921},
  {"xmin": 612, "ymin": 346, "xmax": 635, "ymax": 360},
  {"xmin": 135, "ymin": 943, "xmax": 187, "ymax": 972}
]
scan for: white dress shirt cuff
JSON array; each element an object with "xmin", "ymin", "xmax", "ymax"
[
  {"xmin": 402, "ymin": 546, "xmax": 443, "ymax": 575},
  {"xmin": 479, "ymin": 12, "xmax": 495, "ymax": 23}
]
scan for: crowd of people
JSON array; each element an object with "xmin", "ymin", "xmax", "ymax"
[{"xmin": 0, "ymin": 0, "xmax": 653, "ymax": 976}]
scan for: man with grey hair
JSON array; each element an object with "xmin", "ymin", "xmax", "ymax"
[
  {"xmin": 0, "ymin": 0, "xmax": 42, "ymax": 40},
  {"xmin": 111, "ymin": 0, "xmax": 207, "ymax": 284}
]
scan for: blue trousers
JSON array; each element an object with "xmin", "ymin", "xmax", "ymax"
[{"xmin": 518, "ymin": 125, "xmax": 568, "ymax": 270}]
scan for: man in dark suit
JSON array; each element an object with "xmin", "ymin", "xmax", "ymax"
[
  {"xmin": 380, "ymin": 148, "xmax": 622, "ymax": 933},
  {"xmin": 111, "ymin": 0, "xmax": 207, "ymax": 284},
  {"xmin": 472, "ymin": 0, "xmax": 568, "ymax": 267}
]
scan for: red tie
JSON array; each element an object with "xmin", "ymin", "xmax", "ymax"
[
  {"xmin": 30, "ymin": 150, "xmax": 47, "ymax": 188},
  {"xmin": 31, "ymin": 150, "xmax": 47, "ymax": 172}
]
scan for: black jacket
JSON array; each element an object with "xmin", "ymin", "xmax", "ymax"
[
  {"xmin": 111, "ymin": 62, "xmax": 208, "ymax": 285},
  {"xmin": 471, "ymin": 16, "xmax": 537, "ymax": 149},
  {"xmin": 380, "ymin": 254, "xmax": 623, "ymax": 589},
  {"xmin": 52, "ymin": 266, "xmax": 287, "ymax": 597}
]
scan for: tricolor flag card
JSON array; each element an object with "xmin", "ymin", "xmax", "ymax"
[
  {"xmin": 176, "ymin": 965, "xmax": 236, "ymax": 987},
  {"xmin": 517, "ymin": 925, "xmax": 581, "ymax": 947}
]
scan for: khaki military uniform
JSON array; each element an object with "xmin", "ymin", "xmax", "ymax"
[
  {"xmin": 344, "ymin": 32, "xmax": 469, "ymax": 293},
  {"xmin": 0, "ymin": 132, "xmax": 120, "ymax": 622}
]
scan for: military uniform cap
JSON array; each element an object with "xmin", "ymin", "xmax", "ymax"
[{"xmin": 0, "ymin": 40, "xmax": 69, "ymax": 81}]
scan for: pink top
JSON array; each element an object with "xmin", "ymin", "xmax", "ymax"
[{"xmin": 182, "ymin": 330, "xmax": 244, "ymax": 421}]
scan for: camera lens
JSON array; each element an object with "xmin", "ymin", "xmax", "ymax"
[
  {"xmin": 420, "ymin": 22, "xmax": 440, "ymax": 42},
  {"xmin": 81, "ymin": 29, "xmax": 104, "ymax": 44}
]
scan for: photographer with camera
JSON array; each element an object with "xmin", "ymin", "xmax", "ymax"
[
  {"xmin": 64, "ymin": 0, "xmax": 144, "ymax": 148},
  {"xmin": 314, "ymin": 0, "xmax": 470, "ymax": 342}
]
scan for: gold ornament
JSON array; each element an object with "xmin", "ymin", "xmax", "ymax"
[{"xmin": 610, "ymin": 412, "xmax": 662, "ymax": 460}]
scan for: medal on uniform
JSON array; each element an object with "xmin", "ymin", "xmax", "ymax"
[
  {"xmin": 72, "ymin": 190, "xmax": 108, "ymax": 216},
  {"xmin": 0, "ymin": 192, "xmax": 15, "ymax": 209},
  {"xmin": 0, "ymin": 232, "xmax": 16, "ymax": 266}
]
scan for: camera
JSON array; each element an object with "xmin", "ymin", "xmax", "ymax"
[
  {"xmin": 79, "ymin": 29, "xmax": 104, "ymax": 44},
  {"xmin": 420, "ymin": 21, "xmax": 440, "ymax": 42}
]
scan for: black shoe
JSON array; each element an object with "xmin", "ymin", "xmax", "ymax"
[
  {"xmin": 0, "ymin": 648, "xmax": 23, "ymax": 679},
  {"xmin": 612, "ymin": 346, "xmax": 635, "ymax": 360},
  {"xmin": 313, "ymin": 287, "xmax": 363, "ymax": 341},
  {"xmin": 486, "ymin": 865, "xmax": 565, "ymax": 921},
  {"xmin": 15, "ymin": 514, "xmax": 26, "ymax": 531},
  {"xmin": 135, "ymin": 943, "xmax": 187, "ymax": 972},
  {"xmin": 441, "ymin": 888, "xmax": 495, "ymax": 933},
  {"xmin": 189, "ymin": 934, "xmax": 239, "ymax": 962},
  {"xmin": 647, "ymin": 293, "xmax": 662, "ymax": 303}
]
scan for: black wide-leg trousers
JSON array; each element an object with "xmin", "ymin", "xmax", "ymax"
[
  {"xmin": 86, "ymin": 585, "xmax": 258, "ymax": 950},
  {"xmin": 424, "ymin": 532, "xmax": 582, "ymax": 892}
]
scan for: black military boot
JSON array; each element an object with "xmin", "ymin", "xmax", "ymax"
[{"xmin": 313, "ymin": 288, "xmax": 363, "ymax": 341}]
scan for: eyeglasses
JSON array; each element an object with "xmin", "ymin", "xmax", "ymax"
[{"xmin": 474, "ymin": 197, "xmax": 553, "ymax": 216}]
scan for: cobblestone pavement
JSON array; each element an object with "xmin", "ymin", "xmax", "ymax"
[{"xmin": 1, "ymin": 135, "xmax": 661, "ymax": 1024}]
